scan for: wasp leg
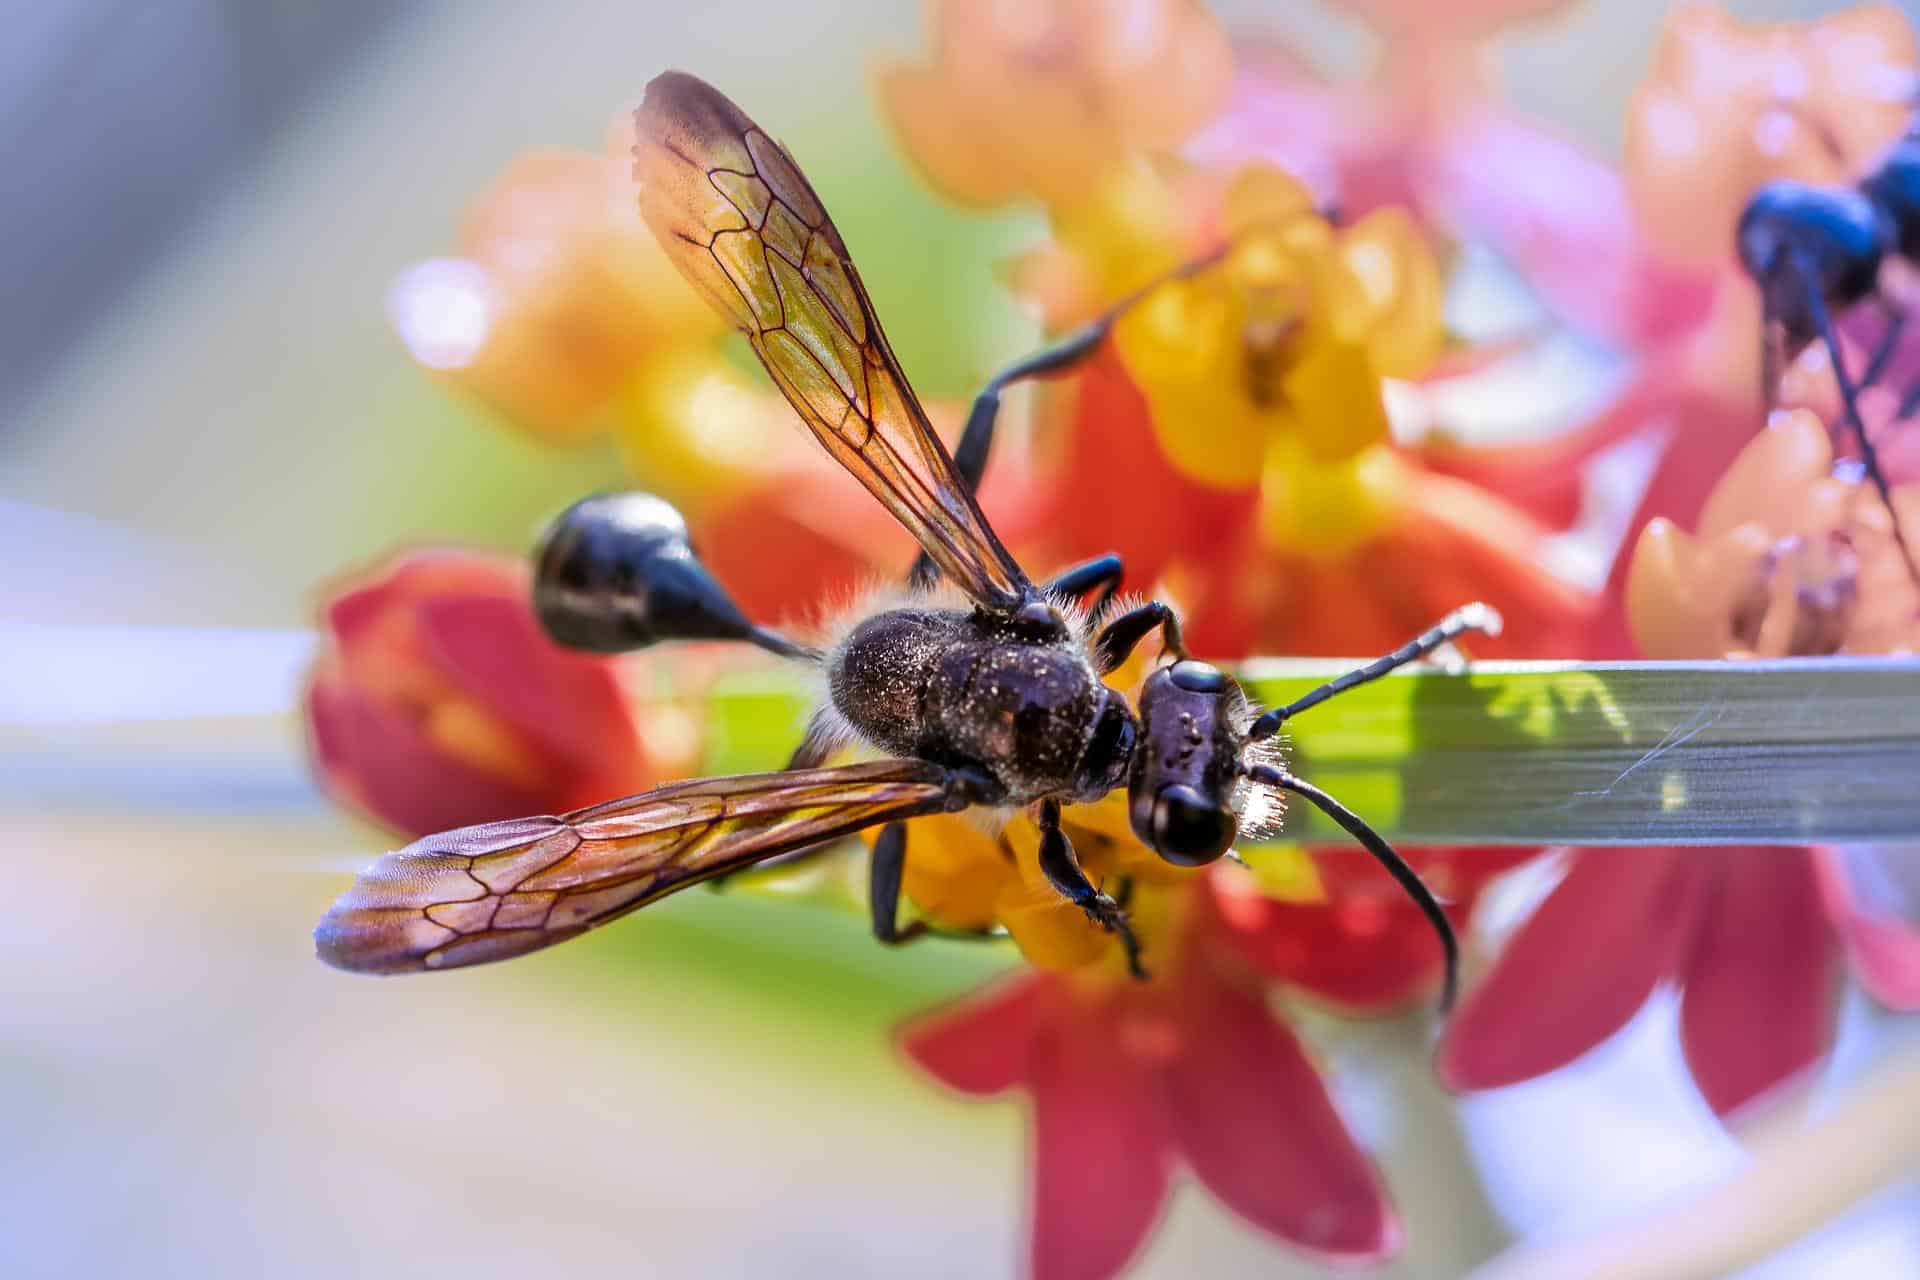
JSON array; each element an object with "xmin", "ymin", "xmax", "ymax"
[
  {"xmin": 1861, "ymin": 295, "xmax": 1906, "ymax": 390},
  {"xmin": 1248, "ymin": 602, "xmax": 1503, "ymax": 741},
  {"xmin": 1092, "ymin": 601, "xmax": 1188, "ymax": 674},
  {"xmin": 1793, "ymin": 252, "xmax": 1920, "ymax": 587},
  {"xmin": 908, "ymin": 325, "xmax": 1117, "ymax": 589},
  {"xmin": 911, "ymin": 253, "xmax": 1227, "ymax": 588},
  {"xmin": 868, "ymin": 821, "xmax": 928, "ymax": 943},
  {"xmin": 1041, "ymin": 553, "xmax": 1125, "ymax": 621},
  {"xmin": 868, "ymin": 819, "xmax": 1009, "ymax": 946},
  {"xmin": 1035, "ymin": 799, "xmax": 1146, "ymax": 979}
]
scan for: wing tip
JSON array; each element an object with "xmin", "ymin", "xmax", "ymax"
[
  {"xmin": 313, "ymin": 895, "xmax": 434, "ymax": 976},
  {"xmin": 636, "ymin": 68, "xmax": 747, "ymax": 146}
]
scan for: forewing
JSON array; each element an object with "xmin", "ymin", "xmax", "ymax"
[
  {"xmin": 633, "ymin": 70, "xmax": 1031, "ymax": 612},
  {"xmin": 315, "ymin": 759, "xmax": 958, "ymax": 974}
]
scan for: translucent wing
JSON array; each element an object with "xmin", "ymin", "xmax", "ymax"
[
  {"xmin": 633, "ymin": 70, "xmax": 1032, "ymax": 612},
  {"xmin": 315, "ymin": 759, "xmax": 960, "ymax": 974}
]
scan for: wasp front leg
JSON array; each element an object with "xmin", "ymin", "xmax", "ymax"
[
  {"xmin": 1092, "ymin": 601, "xmax": 1188, "ymax": 674},
  {"xmin": 1041, "ymin": 553, "xmax": 1125, "ymax": 622},
  {"xmin": 1034, "ymin": 799, "xmax": 1146, "ymax": 978}
]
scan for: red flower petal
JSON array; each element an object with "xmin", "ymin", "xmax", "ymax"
[
  {"xmin": 897, "ymin": 972, "xmax": 1046, "ymax": 1098},
  {"xmin": 306, "ymin": 668, "xmax": 548, "ymax": 835},
  {"xmin": 1027, "ymin": 995, "xmax": 1175, "ymax": 1280},
  {"xmin": 416, "ymin": 593, "xmax": 644, "ymax": 803},
  {"xmin": 1436, "ymin": 848, "xmax": 1702, "ymax": 1090},
  {"xmin": 1162, "ymin": 951, "xmax": 1400, "ymax": 1261},
  {"xmin": 1228, "ymin": 890, "xmax": 1443, "ymax": 1012},
  {"xmin": 325, "ymin": 551, "xmax": 520, "ymax": 650},
  {"xmin": 1815, "ymin": 847, "xmax": 1920, "ymax": 1011},
  {"xmin": 1678, "ymin": 848, "xmax": 1839, "ymax": 1120},
  {"xmin": 1221, "ymin": 847, "xmax": 1539, "ymax": 1012},
  {"xmin": 1832, "ymin": 906, "xmax": 1920, "ymax": 1012}
]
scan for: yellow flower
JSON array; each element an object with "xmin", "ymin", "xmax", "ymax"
[
  {"xmin": 861, "ymin": 767, "xmax": 1196, "ymax": 973},
  {"xmin": 1096, "ymin": 165, "xmax": 1444, "ymax": 557}
]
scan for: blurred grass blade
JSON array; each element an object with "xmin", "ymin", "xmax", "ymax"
[{"xmin": 706, "ymin": 658, "xmax": 1920, "ymax": 846}]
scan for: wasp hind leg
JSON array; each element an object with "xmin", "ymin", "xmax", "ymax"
[
  {"xmin": 1860, "ymin": 294, "xmax": 1906, "ymax": 390},
  {"xmin": 868, "ymin": 820, "xmax": 1005, "ymax": 947},
  {"xmin": 1035, "ymin": 799, "xmax": 1146, "ymax": 979}
]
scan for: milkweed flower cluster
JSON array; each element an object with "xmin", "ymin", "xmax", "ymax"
[{"xmin": 307, "ymin": 1, "xmax": 1920, "ymax": 1277}]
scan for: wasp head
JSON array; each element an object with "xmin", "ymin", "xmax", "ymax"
[{"xmin": 1126, "ymin": 659, "xmax": 1275, "ymax": 866}]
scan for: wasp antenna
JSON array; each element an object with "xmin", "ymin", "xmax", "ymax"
[
  {"xmin": 533, "ymin": 492, "xmax": 817, "ymax": 661},
  {"xmin": 1240, "ymin": 761, "xmax": 1458, "ymax": 1012},
  {"xmin": 1248, "ymin": 603, "xmax": 1502, "ymax": 741}
]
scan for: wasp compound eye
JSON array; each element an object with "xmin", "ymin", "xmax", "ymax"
[
  {"xmin": 533, "ymin": 491, "xmax": 762, "ymax": 654},
  {"xmin": 1149, "ymin": 783, "xmax": 1237, "ymax": 867},
  {"xmin": 1167, "ymin": 659, "xmax": 1227, "ymax": 693}
]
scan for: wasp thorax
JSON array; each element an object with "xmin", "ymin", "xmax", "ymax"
[
  {"xmin": 1128, "ymin": 659, "xmax": 1244, "ymax": 866},
  {"xmin": 533, "ymin": 491, "xmax": 760, "ymax": 653}
]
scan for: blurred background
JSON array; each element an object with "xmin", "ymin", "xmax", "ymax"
[{"xmin": 4, "ymin": 2, "xmax": 1919, "ymax": 1277}]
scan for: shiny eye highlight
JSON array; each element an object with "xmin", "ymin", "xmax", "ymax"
[{"xmin": 1150, "ymin": 783, "xmax": 1237, "ymax": 866}]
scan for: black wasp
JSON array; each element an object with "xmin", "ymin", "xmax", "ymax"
[
  {"xmin": 1738, "ymin": 103, "xmax": 1920, "ymax": 577},
  {"xmin": 315, "ymin": 71, "xmax": 1499, "ymax": 1004}
]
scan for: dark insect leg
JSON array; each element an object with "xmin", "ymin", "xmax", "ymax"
[
  {"xmin": 1759, "ymin": 285, "xmax": 1784, "ymax": 419},
  {"xmin": 1899, "ymin": 376, "xmax": 1920, "ymax": 423},
  {"xmin": 1248, "ymin": 602, "xmax": 1502, "ymax": 741},
  {"xmin": 783, "ymin": 710, "xmax": 843, "ymax": 771},
  {"xmin": 910, "ymin": 250, "xmax": 1227, "ymax": 588},
  {"xmin": 1861, "ymin": 295, "xmax": 1907, "ymax": 390},
  {"xmin": 908, "ymin": 323, "xmax": 1119, "ymax": 589},
  {"xmin": 1041, "ymin": 553, "xmax": 1125, "ymax": 620},
  {"xmin": 1092, "ymin": 601, "xmax": 1189, "ymax": 674},
  {"xmin": 1035, "ymin": 798, "xmax": 1146, "ymax": 979},
  {"xmin": 868, "ymin": 819, "xmax": 1010, "ymax": 947},
  {"xmin": 868, "ymin": 821, "xmax": 925, "ymax": 943},
  {"xmin": 1795, "ymin": 252, "xmax": 1920, "ymax": 587},
  {"xmin": 1240, "ymin": 763, "xmax": 1457, "ymax": 1011}
]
